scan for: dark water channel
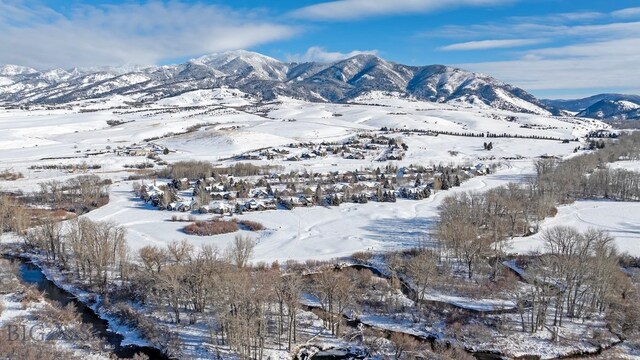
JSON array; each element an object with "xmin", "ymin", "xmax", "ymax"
[{"xmin": 16, "ymin": 260, "xmax": 169, "ymax": 359}]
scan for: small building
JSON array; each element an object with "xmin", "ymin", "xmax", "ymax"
[
  {"xmin": 211, "ymin": 202, "xmax": 233, "ymax": 214},
  {"xmin": 168, "ymin": 200, "xmax": 193, "ymax": 212},
  {"xmin": 251, "ymin": 189, "xmax": 270, "ymax": 199}
]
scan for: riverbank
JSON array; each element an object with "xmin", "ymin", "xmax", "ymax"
[
  {"xmin": 5, "ymin": 245, "xmax": 363, "ymax": 360},
  {"xmin": 0, "ymin": 255, "xmax": 111, "ymax": 359}
]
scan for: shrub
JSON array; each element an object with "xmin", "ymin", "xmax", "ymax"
[
  {"xmin": 169, "ymin": 215, "xmax": 194, "ymax": 222},
  {"xmin": 0, "ymin": 327, "xmax": 77, "ymax": 360},
  {"xmin": 33, "ymin": 303, "xmax": 79, "ymax": 325},
  {"xmin": 112, "ymin": 302, "xmax": 165, "ymax": 348},
  {"xmin": 0, "ymin": 260, "xmax": 19, "ymax": 295},
  {"xmin": 124, "ymin": 162, "xmax": 154, "ymax": 169},
  {"xmin": 238, "ymin": 220, "xmax": 265, "ymax": 231},
  {"xmin": 592, "ymin": 329, "xmax": 607, "ymax": 340},
  {"xmin": 446, "ymin": 321, "xmax": 465, "ymax": 340},
  {"xmin": 0, "ymin": 170, "xmax": 23, "ymax": 181},
  {"xmin": 20, "ymin": 285, "xmax": 43, "ymax": 305},
  {"xmin": 619, "ymin": 255, "xmax": 640, "ymax": 268},
  {"xmin": 162, "ymin": 160, "xmax": 214, "ymax": 180},
  {"xmin": 183, "ymin": 219, "xmax": 238, "ymax": 236},
  {"xmin": 351, "ymin": 251, "xmax": 373, "ymax": 263}
]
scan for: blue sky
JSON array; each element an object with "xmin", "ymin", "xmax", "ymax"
[{"xmin": 2, "ymin": 0, "xmax": 640, "ymax": 98}]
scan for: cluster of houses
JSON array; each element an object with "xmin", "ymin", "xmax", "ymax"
[
  {"xmin": 115, "ymin": 142, "xmax": 167, "ymax": 157},
  {"xmin": 136, "ymin": 161, "xmax": 491, "ymax": 216},
  {"xmin": 233, "ymin": 132, "xmax": 407, "ymax": 163}
]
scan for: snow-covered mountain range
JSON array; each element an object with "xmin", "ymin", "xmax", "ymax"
[{"xmin": 0, "ymin": 50, "xmax": 552, "ymax": 115}]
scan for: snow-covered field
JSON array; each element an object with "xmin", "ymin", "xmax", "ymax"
[
  {"xmin": 609, "ymin": 160, "xmax": 640, "ymax": 172},
  {"xmin": 508, "ymin": 200, "xmax": 640, "ymax": 256},
  {"xmin": 1, "ymin": 91, "xmax": 635, "ymax": 262}
]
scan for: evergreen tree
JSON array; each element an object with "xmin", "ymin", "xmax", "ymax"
[
  {"xmin": 440, "ymin": 175, "xmax": 450, "ymax": 190},
  {"xmin": 415, "ymin": 173, "xmax": 423, "ymax": 187}
]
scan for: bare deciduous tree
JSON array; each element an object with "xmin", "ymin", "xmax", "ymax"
[
  {"xmin": 139, "ymin": 245, "xmax": 169, "ymax": 273},
  {"xmin": 404, "ymin": 250, "xmax": 438, "ymax": 310},
  {"xmin": 227, "ymin": 235, "xmax": 255, "ymax": 268}
]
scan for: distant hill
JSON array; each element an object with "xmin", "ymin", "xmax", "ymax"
[
  {"xmin": 540, "ymin": 94, "xmax": 640, "ymax": 113},
  {"xmin": 577, "ymin": 99, "xmax": 640, "ymax": 121}
]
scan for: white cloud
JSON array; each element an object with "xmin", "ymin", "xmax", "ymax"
[
  {"xmin": 291, "ymin": 0, "xmax": 514, "ymax": 21},
  {"xmin": 507, "ymin": 11, "xmax": 604, "ymax": 24},
  {"xmin": 439, "ymin": 38, "xmax": 546, "ymax": 51},
  {"xmin": 431, "ymin": 7, "xmax": 640, "ymax": 93},
  {"xmin": 0, "ymin": 1, "xmax": 298, "ymax": 69},
  {"xmin": 612, "ymin": 7, "xmax": 640, "ymax": 18},
  {"xmin": 457, "ymin": 38, "xmax": 640, "ymax": 91},
  {"xmin": 426, "ymin": 20, "xmax": 640, "ymax": 41},
  {"xmin": 286, "ymin": 46, "xmax": 378, "ymax": 63}
]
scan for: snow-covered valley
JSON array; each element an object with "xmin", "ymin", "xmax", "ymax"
[{"xmin": 0, "ymin": 87, "xmax": 638, "ymax": 360}]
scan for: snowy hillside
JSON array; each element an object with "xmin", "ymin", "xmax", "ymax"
[{"xmin": 0, "ymin": 64, "xmax": 37, "ymax": 76}]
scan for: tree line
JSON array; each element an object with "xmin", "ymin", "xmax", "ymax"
[
  {"xmin": 433, "ymin": 132, "xmax": 640, "ymax": 336},
  {"xmin": 381, "ymin": 127, "xmax": 576, "ymax": 141}
]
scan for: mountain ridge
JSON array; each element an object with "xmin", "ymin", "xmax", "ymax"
[{"xmin": 0, "ymin": 50, "xmax": 552, "ymax": 115}]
